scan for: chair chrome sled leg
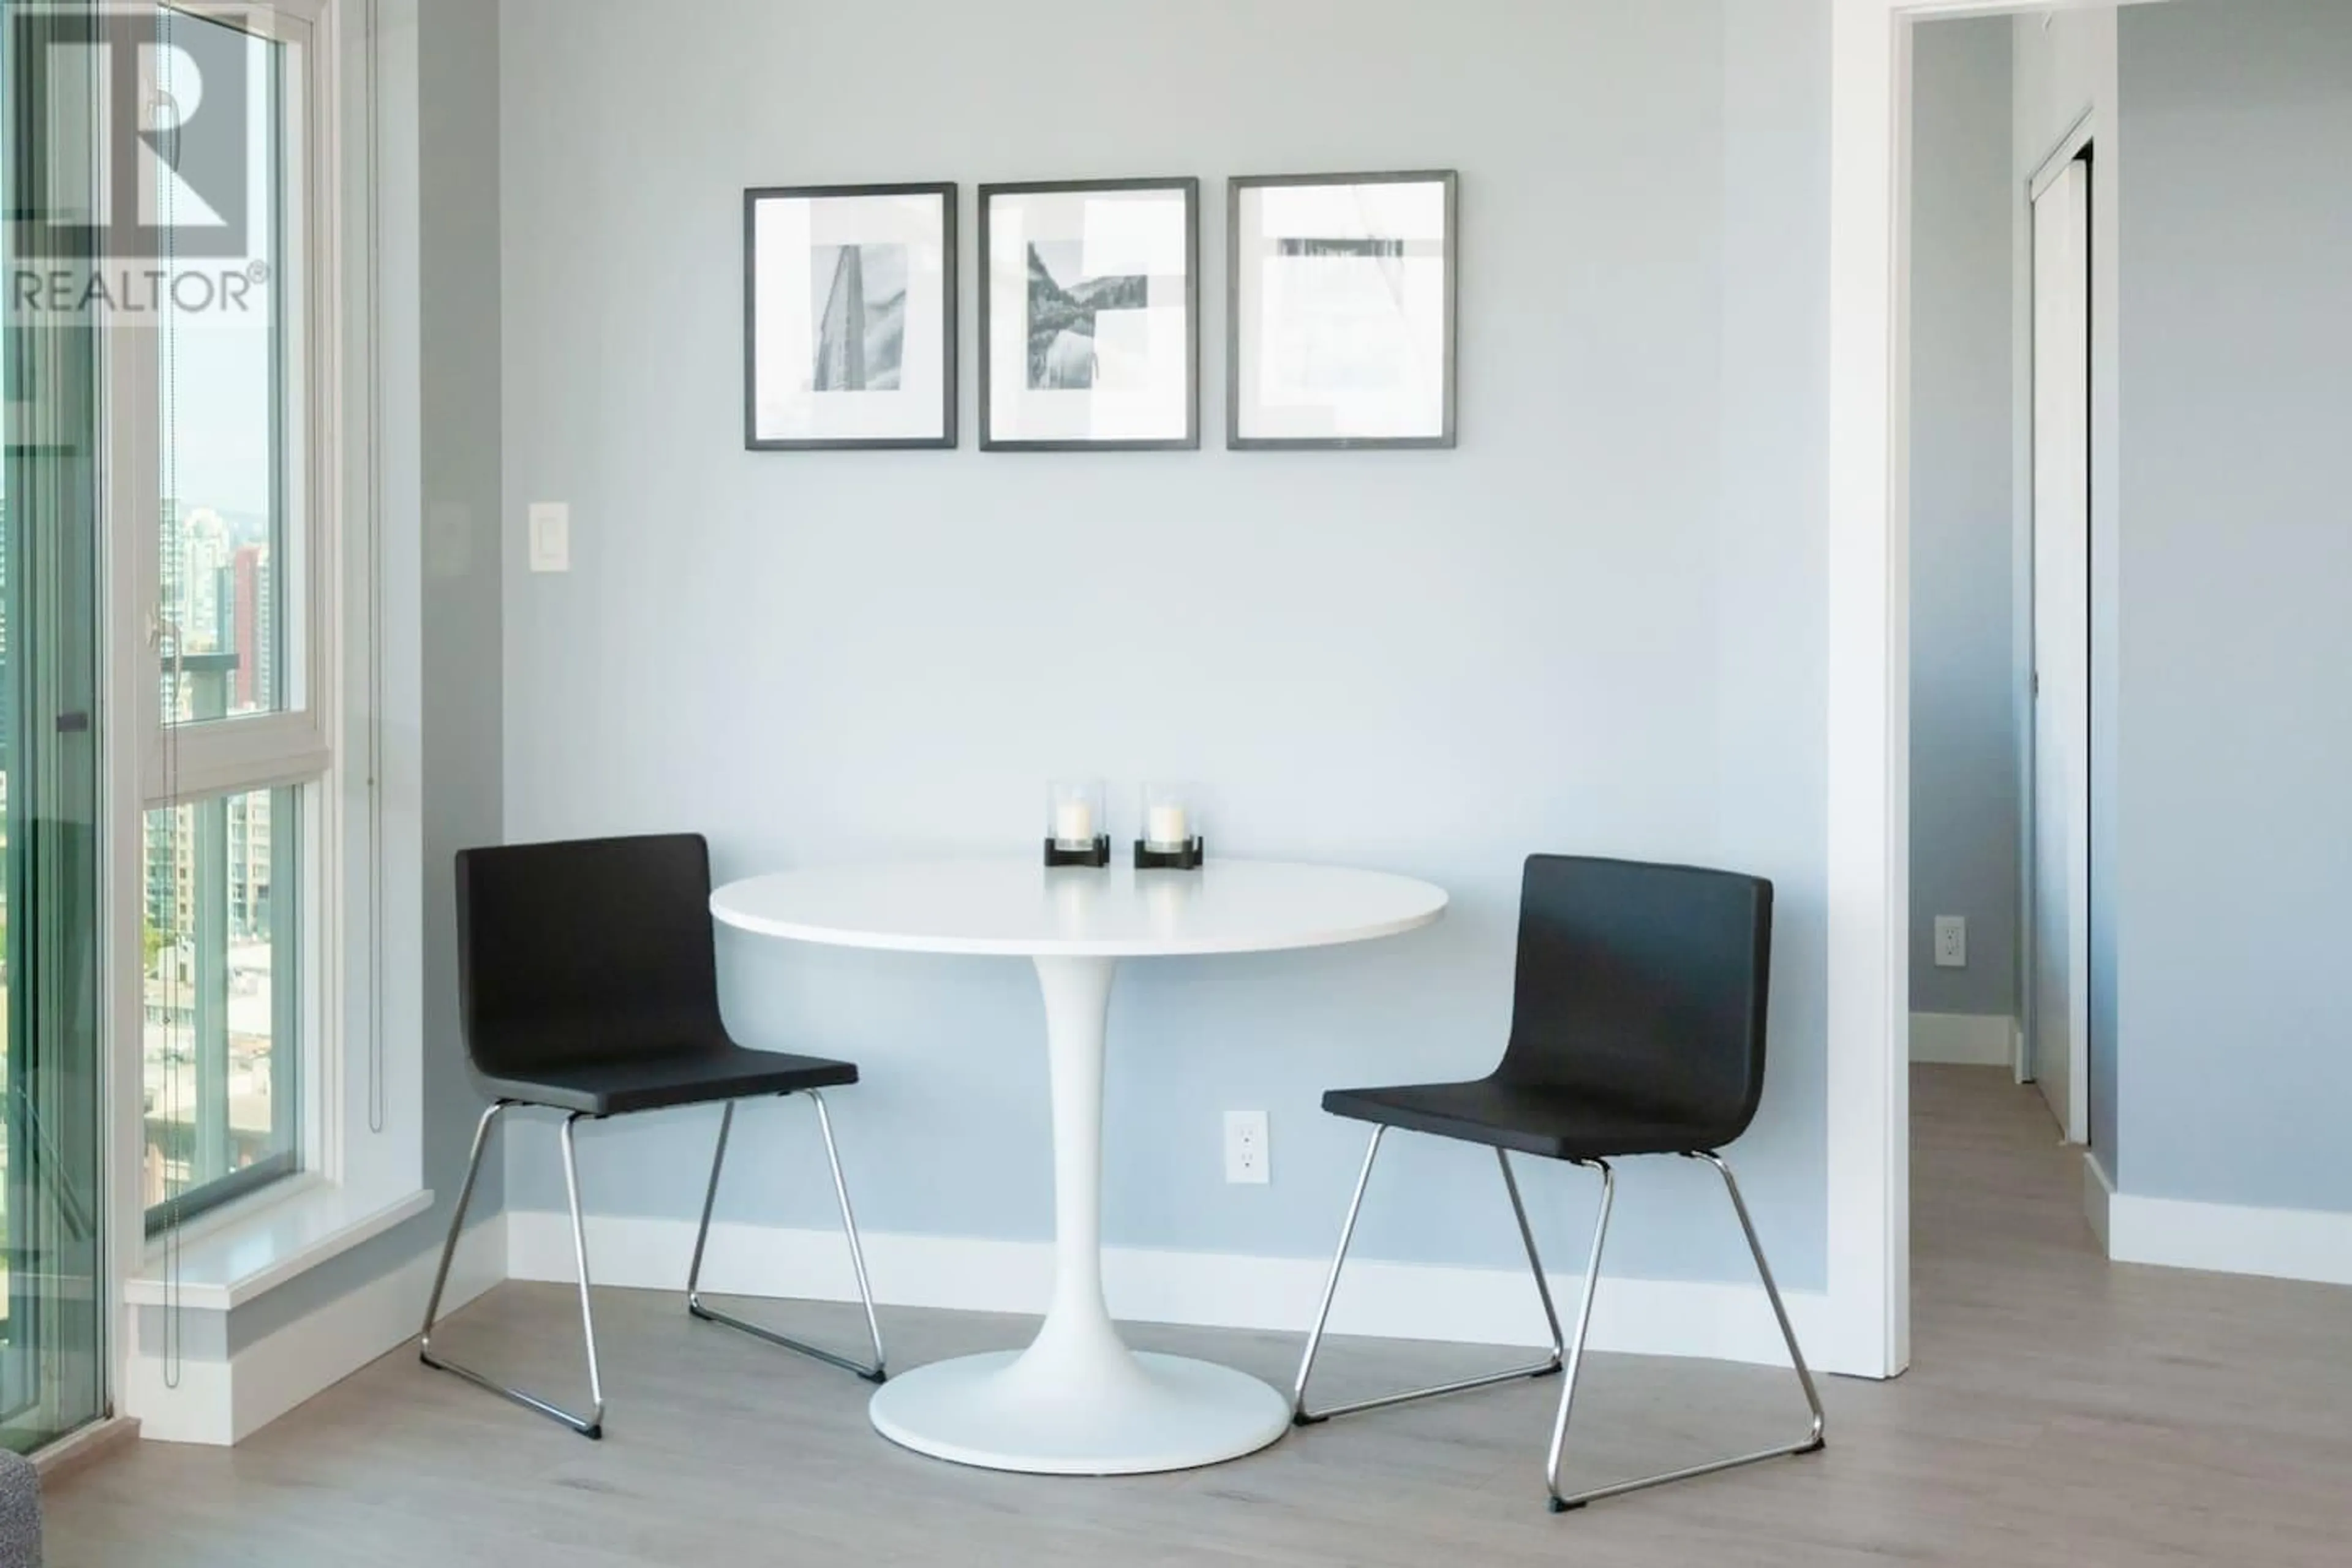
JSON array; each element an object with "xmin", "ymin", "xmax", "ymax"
[
  {"xmin": 420, "ymin": 1103, "xmax": 608, "ymax": 1439},
  {"xmin": 1545, "ymin": 1152, "xmax": 1826, "ymax": 1512},
  {"xmin": 1291, "ymin": 1127, "xmax": 1568, "ymax": 1425},
  {"xmin": 686, "ymin": 1091, "xmax": 887, "ymax": 1383}
]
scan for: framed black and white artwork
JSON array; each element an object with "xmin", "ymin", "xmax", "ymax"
[
  {"xmin": 979, "ymin": 178, "xmax": 1198, "ymax": 451},
  {"xmin": 744, "ymin": 183, "xmax": 957, "ymax": 450},
  {"xmin": 1227, "ymin": 171, "xmax": 1457, "ymax": 450}
]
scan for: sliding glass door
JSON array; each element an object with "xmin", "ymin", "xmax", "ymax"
[{"xmin": 0, "ymin": 0, "xmax": 109, "ymax": 1451}]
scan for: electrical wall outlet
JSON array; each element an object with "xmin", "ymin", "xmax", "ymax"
[
  {"xmin": 528, "ymin": 502, "xmax": 570, "ymax": 573},
  {"xmin": 1224, "ymin": 1110, "xmax": 1269, "ymax": 1185},
  {"xmin": 1933, "ymin": 916, "xmax": 1967, "ymax": 969}
]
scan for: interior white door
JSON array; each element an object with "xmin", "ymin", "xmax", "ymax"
[{"xmin": 2029, "ymin": 157, "xmax": 2092, "ymax": 1144}]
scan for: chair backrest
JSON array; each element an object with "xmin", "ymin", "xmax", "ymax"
[
  {"xmin": 454, "ymin": 833, "xmax": 725, "ymax": 1078},
  {"xmin": 1496, "ymin": 855, "xmax": 1774, "ymax": 1144}
]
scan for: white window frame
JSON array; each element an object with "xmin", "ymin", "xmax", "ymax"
[
  {"xmin": 102, "ymin": 0, "xmax": 413, "ymax": 1268},
  {"xmin": 134, "ymin": 0, "xmax": 335, "ymax": 805}
]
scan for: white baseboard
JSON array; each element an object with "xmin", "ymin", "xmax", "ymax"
[
  {"xmin": 2103, "ymin": 1183, "xmax": 2352, "ymax": 1287},
  {"xmin": 1909, "ymin": 1011, "xmax": 2017, "ymax": 1066},
  {"xmin": 127, "ymin": 1214, "xmax": 506, "ymax": 1446},
  {"xmin": 506, "ymin": 1212, "xmax": 1856, "ymax": 1376},
  {"xmin": 2081, "ymin": 1150, "xmax": 2114, "ymax": 1252}
]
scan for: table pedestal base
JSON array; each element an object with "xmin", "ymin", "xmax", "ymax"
[
  {"xmin": 868, "ymin": 954, "xmax": 1289, "ymax": 1475},
  {"xmin": 868, "ymin": 1348, "xmax": 1291, "ymax": 1476}
]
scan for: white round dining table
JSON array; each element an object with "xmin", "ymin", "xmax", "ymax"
[{"xmin": 709, "ymin": 857, "xmax": 1448, "ymax": 1476}]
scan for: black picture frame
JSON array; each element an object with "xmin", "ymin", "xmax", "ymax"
[
  {"xmin": 1226, "ymin": 170, "xmax": 1458, "ymax": 451},
  {"xmin": 744, "ymin": 181, "xmax": 959, "ymax": 451},
  {"xmin": 978, "ymin": 176, "xmax": 1200, "ymax": 452}
]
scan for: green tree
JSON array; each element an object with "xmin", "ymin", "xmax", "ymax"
[{"xmin": 143, "ymin": 916, "xmax": 172, "ymax": 972}]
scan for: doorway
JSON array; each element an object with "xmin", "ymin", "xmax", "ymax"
[
  {"xmin": 1894, "ymin": 4, "xmax": 2120, "ymax": 1382},
  {"xmin": 1830, "ymin": 0, "xmax": 2144, "ymax": 1381}
]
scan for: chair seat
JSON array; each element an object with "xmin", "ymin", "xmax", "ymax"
[
  {"xmin": 1322, "ymin": 1077, "xmax": 1727, "ymax": 1162},
  {"xmin": 474, "ymin": 1040, "xmax": 858, "ymax": 1117}
]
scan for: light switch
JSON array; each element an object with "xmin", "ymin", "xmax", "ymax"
[{"xmin": 528, "ymin": 502, "xmax": 570, "ymax": 573}]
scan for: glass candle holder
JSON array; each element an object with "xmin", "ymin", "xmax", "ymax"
[
  {"xmin": 1140, "ymin": 783, "xmax": 1195, "ymax": 851},
  {"xmin": 1134, "ymin": 783, "xmax": 1204, "ymax": 869},
  {"xmin": 1045, "ymin": 779, "xmax": 1110, "ymax": 867}
]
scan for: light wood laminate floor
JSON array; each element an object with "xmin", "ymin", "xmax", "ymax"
[{"xmin": 48, "ymin": 1068, "xmax": 2352, "ymax": 1564}]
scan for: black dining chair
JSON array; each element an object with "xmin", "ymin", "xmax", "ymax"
[
  {"xmin": 1290, "ymin": 854, "xmax": 1824, "ymax": 1511},
  {"xmin": 418, "ymin": 833, "xmax": 885, "ymax": 1439}
]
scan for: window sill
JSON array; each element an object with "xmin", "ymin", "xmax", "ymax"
[{"xmin": 125, "ymin": 1182, "xmax": 434, "ymax": 1312}]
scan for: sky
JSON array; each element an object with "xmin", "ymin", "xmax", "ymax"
[{"xmin": 162, "ymin": 20, "xmax": 281, "ymax": 522}]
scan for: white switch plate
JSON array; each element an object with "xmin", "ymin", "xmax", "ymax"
[
  {"xmin": 528, "ymin": 502, "xmax": 570, "ymax": 573},
  {"xmin": 1224, "ymin": 1110, "xmax": 1268, "ymax": 1185},
  {"xmin": 1934, "ymin": 916, "xmax": 1967, "ymax": 969}
]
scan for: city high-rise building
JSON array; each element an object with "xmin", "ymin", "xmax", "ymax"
[
  {"xmin": 183, "ymin": 508, "xmax": 230, "ymax": 655},
  {"xmin": 159, "ymin": 504, "xmax": 232, "ymax": 658},
  {"xmin": 145, "ymin": 505, "xmax": 275, "ymax": 944},
  {"xmin": 144, "ymin": 791, "xmax": 273, "ymax": 947},
  {"xmin": 231, "ymin": 543, "xmax": 275, "ymax": 710}
]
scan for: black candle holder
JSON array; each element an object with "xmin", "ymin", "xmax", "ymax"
[
  {"xmin": 1133, "ymin": 836, "xmax": 1206, "ymax": 871},
  {"xmin": 1044, "ymin": 835, "xmax": 1112, "ymax": 869}
]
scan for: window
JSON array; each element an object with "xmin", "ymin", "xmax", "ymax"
[
  {"xmin": 131, "ymin": 0, "xmax": 332, "ymax": 1231},
  {"xmin": 1, "ymin": 0, "xmax": 111, "ymax": 1453},
  {"xmin": 140, "ymin": 786, "xmax": 298, "ymax": 1229}
]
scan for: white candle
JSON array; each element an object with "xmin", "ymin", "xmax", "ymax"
[
  {"xmin": 1055, "ymin": 799, "xmax": 1096, "ymax": 846},
  {"xmin": 1147, "ymin": 803, "xmax": 1189, "ymax": 850}
]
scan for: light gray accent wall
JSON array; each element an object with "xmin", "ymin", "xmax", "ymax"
[
  {"xmin": 1908, "ymin": 18, "xmax": 2018, "ymax": 1022},
  {"xmin": 412, "ymin": 0, "xmax": 505, "ymax": 1235},
  {"xmin": 1715, "ymin": 0, "xmax": 1831, "ymax": 1276},
  {"xmin": 497, "ymin": 0, "xmax": 1829, "ymax": 1287},
  {"xmin": 221, "ymin": 0, "xmax": 505, "ymax": 1346},
  {"xmin": 2115, "ymin": 0, "xmax": 2352, "ymax": 1211}
]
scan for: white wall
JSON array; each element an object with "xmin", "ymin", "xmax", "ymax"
[
  {"xmin": 2113, "ymin": 0, "xmax": 2352, "ymax": 1215},
  {"xmin": 496, "ymin": 0, "xmax": 1831, "ymax": 1300},
  {"xmin": 1909, "ymin": 17, "xmax": 2018, "ymax": 1031}
]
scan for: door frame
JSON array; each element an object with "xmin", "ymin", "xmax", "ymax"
[{"xmin": 1827, "ymin": 0, "xmax": 2150, "ymax": 1380}]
